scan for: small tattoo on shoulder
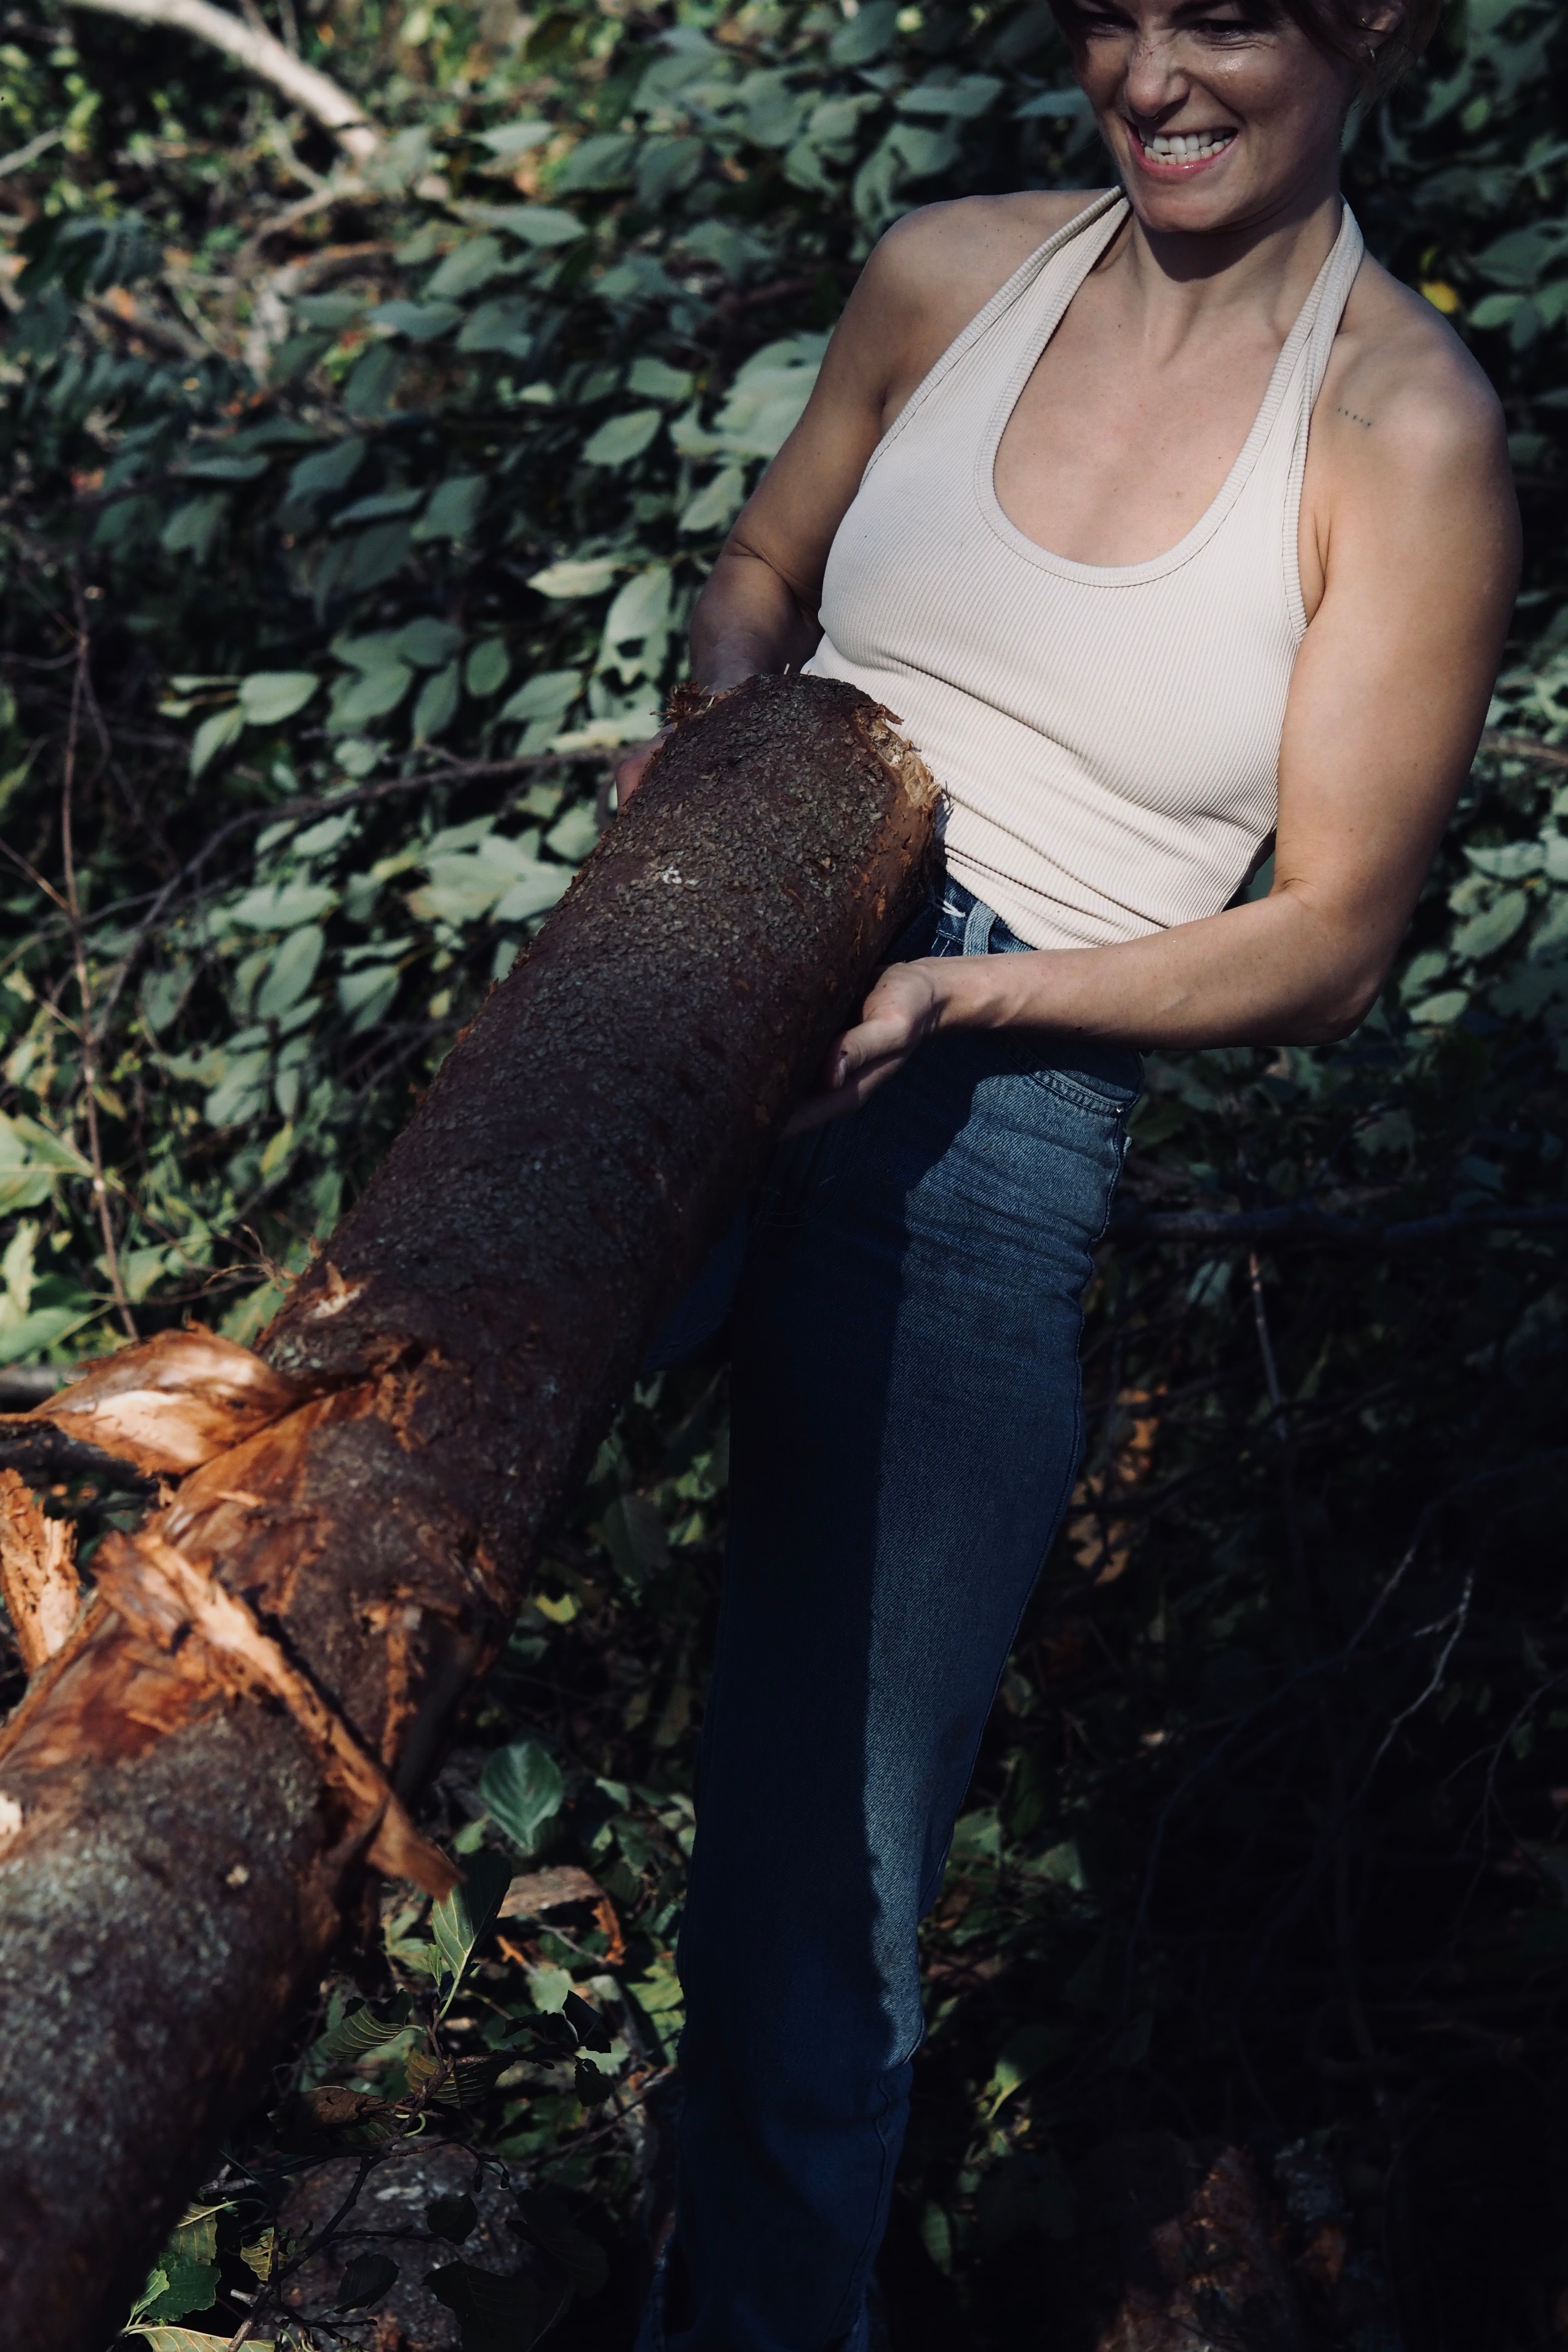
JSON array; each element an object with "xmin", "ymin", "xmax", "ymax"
[{"xmin": 1335, "ymin": 404, "xmax": 1374, "ymax": 429}]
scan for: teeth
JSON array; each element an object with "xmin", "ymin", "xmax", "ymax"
[{"xmin": 1142, "ymin": 130, "xmax": 1233, "ymax": 159}]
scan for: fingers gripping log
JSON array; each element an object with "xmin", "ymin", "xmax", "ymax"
[{"xmin": 0, "ymin": 674, "xmax": 937, "ymax": 2349}]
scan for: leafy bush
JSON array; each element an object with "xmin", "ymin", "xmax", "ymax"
[{"xmin": 3, "ymin": 0, "xmax": 1568, "ymax": 2340}]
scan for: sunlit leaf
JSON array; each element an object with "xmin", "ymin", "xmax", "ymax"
[
  {"xmin": 431, "ymin": 1847, "xmax": 513, "ymax": 2012},
  {"xmin": 480, "ymin": 1739, "xmax": 564, "ymax": 1855}
]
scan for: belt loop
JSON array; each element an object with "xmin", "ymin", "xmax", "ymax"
[{"xmin": 961, "ymin": 899, "xmax": 997, "ymax": 957}]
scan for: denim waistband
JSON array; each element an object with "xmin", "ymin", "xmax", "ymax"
[{"xmin": 932, "ymin": 877, "xmax": 1032, "ymax": 958}]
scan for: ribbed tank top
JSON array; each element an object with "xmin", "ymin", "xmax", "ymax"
[{"xmin": 804, "ymin": 191, "xmax": 1366, "ymax": 952}]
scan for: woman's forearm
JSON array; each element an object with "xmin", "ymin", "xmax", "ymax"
[
  {"xmin": 934, "ymin": 884, "xmax": 1391, "ymax": 1051},
  {"xmin": 690, "ymin": 540, "xmax": 822, "ymax": 690}
]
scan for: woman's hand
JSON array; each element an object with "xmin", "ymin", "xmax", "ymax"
[
  {"xmin": 613, "ymin": 729, "xmax": 673, "ymax": 807},
  {"xmin": 785, "ymin": 959, "xmax": 955, "ymax": 1134}
]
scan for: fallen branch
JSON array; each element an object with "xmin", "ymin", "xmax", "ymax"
[
  {"xmin": 1106, "ymin": 1199, "xmax": 1568, "ymax": 1250},
  {"xmin": 68, "ymin": 0, "xmax": 381, "ymax": 162},
  {"xmin": 0, "ymin": 674, "xmax": 937, "ymax": 2349}
]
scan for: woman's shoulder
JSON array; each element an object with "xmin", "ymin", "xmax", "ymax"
[
  {"xmin": 857, "ymin": 189, "xmax": 1112, "ymax": 353},
  {"xmin": 1321, "ymin": 250, "xmax": 1508, "ymax": 489}
]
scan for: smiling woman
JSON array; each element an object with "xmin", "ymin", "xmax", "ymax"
[
  {"xmin": 616, "ymin": 0, "xmax": 1519, "ymax": 2342},
  {"xmin": 1051, "ymin": 0, "xmax": 1445, "ymax": 102}
]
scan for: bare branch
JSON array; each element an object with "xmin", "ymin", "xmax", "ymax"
[{"xmin": 68, "ymin": 0, "xmax": 381, "ymax": 162}]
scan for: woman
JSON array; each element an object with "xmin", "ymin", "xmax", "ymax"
[{"xmin": 625, "ymin": 0, "xmax": 1518, "ymax": 2340}]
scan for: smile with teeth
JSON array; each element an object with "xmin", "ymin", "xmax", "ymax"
[{"xmin": 1138, "ymin": 127, "xmax": 1237, "ymax": 160}]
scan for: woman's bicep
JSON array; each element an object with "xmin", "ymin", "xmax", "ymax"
[
  {"xmin": 718, "ymin": 258, "xmax": 919, "ymax": 609},
  {"xmin": 1273, "ymin": 376, "xmax": 1519, "ymax": 968}
]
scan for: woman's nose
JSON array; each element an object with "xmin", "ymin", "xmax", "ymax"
[{"xmin": 1121, "ymin": 29, "xmax": 1188, "ymax": 121}]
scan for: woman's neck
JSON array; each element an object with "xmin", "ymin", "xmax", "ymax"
[{"xmin": 1105, "ymin": 170, "xmax": 1346, "ymax": 349}]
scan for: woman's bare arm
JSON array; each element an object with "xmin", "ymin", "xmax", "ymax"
[
  {"xmin": 616, "ymin": 195, "xmax": 1085, "ymax": 790},
  {"xmin": 799, "ymin": 319, "xmax": 1519, "ymax": 1123}
]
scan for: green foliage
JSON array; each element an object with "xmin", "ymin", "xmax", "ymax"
[
  {"xmin": 480, "ymin": 1737, "xmax": 566, "ymax": 1854},
  {"xmin": 0, "ymin": 0, "xmax": 1565, "ymax": 2339}
]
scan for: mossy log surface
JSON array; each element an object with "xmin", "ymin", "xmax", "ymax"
[{"xmin": 0, "ymin": 673, "xmax": 937, "ymax": 2350}]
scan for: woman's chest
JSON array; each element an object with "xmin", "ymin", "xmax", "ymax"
[{"xmin": 992, "ymin": 284, "xmax": 1293, "ymax": 571}]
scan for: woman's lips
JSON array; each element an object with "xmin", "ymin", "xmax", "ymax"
[{"xmin": 1128, "ymin": 128, "xmax": 1238, "ymax": 178}]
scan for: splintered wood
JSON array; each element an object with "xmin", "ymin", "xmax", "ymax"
[{"xmin": 0, "ymin": 1472, "xmax": 80, "ymax": 1674}]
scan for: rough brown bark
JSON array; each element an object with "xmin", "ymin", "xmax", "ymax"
[{"xmin": 0, "ymin": 673, "xmax": 936, "ymax": 2351}]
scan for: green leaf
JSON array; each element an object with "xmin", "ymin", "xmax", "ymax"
[
  {"xmin": 229, "ymin": 881, "xmax": 338, "ymax": 929},
  {"xmin": 414, "ymin": 661, "xmax": 461, "ymax": 742},
  {"xmin": 314, "ymin": 1996, "xmax": 413, "ymax": 2066},
  {"xmin": 331, "ymin": 661, "xmax": 414, "ymax": 727},
  {"xmin": 161, "ymin": 493, "xmax": 228, "ymax": 559},
  {"xmin": 255, "ymin": 925, "xmax": 325, "ymax": 1019},
  {"xmin": 414, "ymin": 475, "xmax": 487, "ymax": 543},
  {"xmin": 426, "ymin": 234, "xmax": 510, "ymax": 300},
  {"xmin": 981, "ymin": 2022, "xmax": 1073, "ymax": 2117},
  {"xmin": 1452, "ymin": 888, "xmax": 1529, "ymax": 961},
  {"xmin": 627, "ymin": 356, "xmax": 695, "ymax": 402},
  {"xmin": 828, "ymin": 0, "xmax": 899, "ymax": 62},
  {"xmin": 335, "ymin": 2251, "xmax": 400, "ymax": 2308},
  {"xmin": 431, "ymin": 1847, "xmax": 513, "ymax": 2012},
  {"xmin": 475, "ymin": 120, "xmax": 552, "ymax": 155},
  {"xmin": 544, "ymin": 805, "xmax": 599, "ymax": 863},
  {"xmin": 238, "ymin": 671, "xmax": 318, "ymax": 726},
  {"xmin": 371, "ymin": 299, "xmax": 463, "ymax": 341},
  {"xmin": 484, "ymin": 203, "xmax": 587, "ymax": 247},
  {"xmin": 204, "ymin": 1050, "xmax": 271, "ymax": 1130},
  {"xmin": 286, "ymin": 436, "xmax": 367, "ymax": 497},
  {"xmin": 480, "ymin": 1739, "xmax": 565, "ymax": 1854},
  {"xmin": 336, "ymin": 487, "xmax": 424, "ymax": 525},
  {"xmin": 134, "ymin": 2252, "xmax": 221, "ymax": 2325},
  {"xmin": 528, "ymin": 559, "xmax": 618, "ymax": 599},
  {"xmin": 601, "ymin": 566, "xmax": 672, "ymax": 651},
  {"xmin": 465, "ymin": 638, "xmax": 511, "ymax": 697},
  {"xmin": 500, "ymin": 669, "xmax": 581, "ymax": 724},
  {"xmin": 398, "ymin": 617, "xmax": 465, "ymax": 667},
  {"xmin": 424, "ymin": 2260, "xmax": 539, "ymax": 2352},
  {"xmin": 190, "ymin": 703, "xmax": 245, "ymax": 779},
  {"xmin": 180, "ymin": 452, "xmax": 269, "ymax": 481},
  {"xmin": 680, "ymin": 464, "xmax": 747, "ymax": 534},
  {"xmin": 554, "ymin": 132, "xmax": 637, "ymax": 191},
  {"xmin": 129, "ymin": 2334, "xmax": 275, "ymax": 2352},
  {"xmin": 581, "ymin": 409, "xmax": 662, "ymax": 468},
  {"xmin": 1408, "ymin": 988, "xmax": 1470, "ymax": 1026},
  {"xmin": 492, "ymin": 865, "xmax": 571, "ymax": 923}
]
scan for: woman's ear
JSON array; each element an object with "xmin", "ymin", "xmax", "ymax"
[{"xmin": 1360, "ymin": 0, "xmax": 1405, "ymax": 51}]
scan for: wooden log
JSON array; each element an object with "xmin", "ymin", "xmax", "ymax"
[{"xmin": 0, "ymin": 673, "xmax": 936, "ymax": 2350}]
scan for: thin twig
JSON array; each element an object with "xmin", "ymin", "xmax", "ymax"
[
  {"xmin": 1479, "ymin": 727, "xmax": 1568, "ymax": 771},
  {"xmin": 59, "ymin": 612, "xmax": 137, "ymax": 1343}
]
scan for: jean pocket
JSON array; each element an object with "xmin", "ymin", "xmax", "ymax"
[{"xmin": 754, "ymin": 1102, "xmax": 872, "ymax": 1232}]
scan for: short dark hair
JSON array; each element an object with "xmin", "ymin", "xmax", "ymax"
[{"xmin": 1047, "ymin": 0, "xmax": 1442, "ymax": 103}]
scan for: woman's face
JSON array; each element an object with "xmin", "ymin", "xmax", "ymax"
[{"xmin": 1071, "ymin": 0, "xmax": 1381, "ymax": 238}]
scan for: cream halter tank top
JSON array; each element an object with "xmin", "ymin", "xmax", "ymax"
[{"xmin": 805, "ymin": 191, "xmax": 1366, "ymax": 952}]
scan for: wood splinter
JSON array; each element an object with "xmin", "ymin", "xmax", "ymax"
[{"xmin": 0, "ymin": 1471, "xmax": 82, "ymax": 1675}]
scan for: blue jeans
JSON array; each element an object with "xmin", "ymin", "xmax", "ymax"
[{"xmin": 639, "ymin": 882, "xmax": 1141, "ymax": 2352}]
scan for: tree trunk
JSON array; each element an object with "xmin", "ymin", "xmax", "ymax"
[{"xmin": 0, "ymin": 674, "xmax": 937, "ymax": 2351}]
